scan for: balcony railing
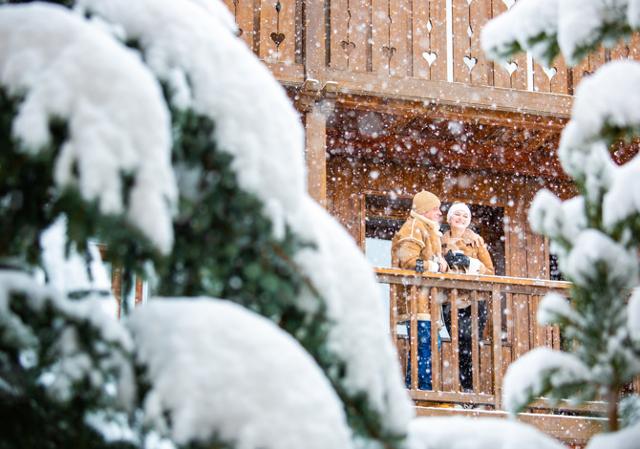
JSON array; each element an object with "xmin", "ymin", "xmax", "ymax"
[
  {"xmin": 375, "ymin": 268, "xmax": 578, "ymax": 409},
  {"xmin": 222, "ymin": 1, "xmax": 640, "ymax": 115}
]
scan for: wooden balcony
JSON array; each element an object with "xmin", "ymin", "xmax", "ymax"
[
  {"xmin": 375, "ymin": 268, "xmax": 607, "ymax": 446},
  {"xmin": 222, "ymin": 0, "xmax": 640, "ymax": 116}
]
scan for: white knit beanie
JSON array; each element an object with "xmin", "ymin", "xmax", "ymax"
[{"xmin": 447, "ymin": 202, "xmax": 471, "ymax": 222}]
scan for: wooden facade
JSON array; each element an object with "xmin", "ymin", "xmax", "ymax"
[{"xmin": 218, "ymin": 1, "xmax": 640, "ymax": 445}]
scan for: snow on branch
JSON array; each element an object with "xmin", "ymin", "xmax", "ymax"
[
  {"xmin": 629, "ymin": 288, "xmax": 640, "ymax": 342},
  {"xmin": 73, "ymin": 0, "xmax": 413, "ymax": 435},
  {"xmin": 503, "ymin": 347, "xmax": 591, "ymax": 414},
  {"xmin": 529, "ymin": 190, "xmax": 587, "ymax": 252},
  {"xmin": 481, "ymin": 0, "xmax": 559, "ymax": 66},
  {"xmin": 564, "ymin": 230, "xmax": 637, "ymax": 289},
  {"xmin": 408, "ymin": 416, "xmax": 566, "ymax": 449},
  {"xmin": 483, "ymin": 0, "xmax": 634, "ymax": 67},
  {"xmin": 586, "ymin": 421, "xmax": 640, "ymax": 449},
  {"xmin": 529, "ymin": 189, "xmax": 564, "ymax": 240},
  {"xmin": 558, "ymin": 0, "xmax": 630, "ymax": 65},
  {"xmin": 0, "ymin": 270, "xmax": 134, "ymax": 408},
  {"xmin": 603, "ymin": 154, "xmax": 640, "ymax": 233},
  {"xmin": 560, "ymin": 61, "xmax": 640, "ymax": 160},
  {"xmin": 127, "ymin": 299, "xmax": 353, "ymax": 449},
  {"xmin": 538, "ymin": 292, "xmax": 582, "ymax": 327},
  {"xmin": 0, "ymin": 3, "xmax": 176, "ymax": 254},
  {"xmin": 291, "ymin": 199, "xmax": 414, "ymax": 433},
  {"xmin": 75, "ymin": 0, "xmax": 305, "ymax": 235}
]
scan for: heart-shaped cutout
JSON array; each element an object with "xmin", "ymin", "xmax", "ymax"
[
  {"xmin": 382, "ymin": 45, "xmax": 397, "ymax": 59},
  {"xmin": 543, "ymin": 66, "xmax": 557, "ymax": 80},
  {"xmin": 502, "ymin": 0, "xmax": 515, "ymax": 8},
  {"xmin": 270, "ymin": 32, "xmax": 285, "ymax": 47},
  {"xmin": 463, "ymin": 55, "xmax": 477, "ymax": 71},
  {"xmin": 422, "ymin": 51, "xmax": 437, "ymax": 67},
  {"xmin": 503, "ymin": 60, "xmax": 518, "ymax": 76},
  {"xmin": 340, "ymin": 40, "xmax": 356, "ymax": 55}
]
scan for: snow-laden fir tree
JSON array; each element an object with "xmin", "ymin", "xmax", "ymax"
[
  {"xmin": 0, "ymin": 1, "xmax": 412, "ymax": 448},
  {"xmin": 482, "ymin": 0, "xmax": 640, "ymax": 439}
]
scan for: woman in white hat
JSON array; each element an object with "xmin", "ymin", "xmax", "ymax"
[
  {"xmin": 442, "ymin": 202, "xmax": 494, "ymax": 391},
  {"xmin": 442, "ymin": 202, "xmax": 494, "ymax": 276}
]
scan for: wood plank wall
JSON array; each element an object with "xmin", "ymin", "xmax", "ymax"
[
  {"xmin": 222, "ymin": 1, "xmax": 640, "ymax": 97},
  {"xmin": 223, "ymin": 0, "xmax": 302, "ymax": 65}
]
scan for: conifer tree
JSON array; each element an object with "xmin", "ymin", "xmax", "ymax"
[
  {"xmin": 483, "ymin": 0, "xmax": 640, "ymax": 433},
  {"xmin": 0, "ymin": 1, "xmax": 411, "ymax": 448}
]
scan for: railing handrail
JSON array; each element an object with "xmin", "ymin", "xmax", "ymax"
[
  {"xmin": 374, "ymin": 267, "xmax": 571, "ymax": 292},
  {"xmin": 376, "ymin": 265, "xmax": 572, "ymax": 413}
]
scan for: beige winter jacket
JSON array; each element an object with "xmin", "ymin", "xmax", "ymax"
[
  {"xmin": 441, "ymin": 228, "xmax": 494, "ymax": 275},
  {"xmin": 392, "ymin": 211, "xmax": 447, "ymax": 319}
]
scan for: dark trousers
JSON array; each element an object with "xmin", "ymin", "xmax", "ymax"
[{"xmin": 405, "ymin": 320, "xmax": 432, "ymax": 390}]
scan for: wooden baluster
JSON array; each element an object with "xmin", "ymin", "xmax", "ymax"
[
  {"xmin": 451, "ymin": 288, "xmax": 460, "ymax": 392},
  {"xmin": 409, "ymin": 285, "xmax": 419, "ymax": 391},
  {"xmin": 471, "ymin": 289, "xmax": 480, "ymax": 393},
  {"xmin": 430, "ymin": 286, "xmax": 441, "ymax": 391},
  {"xmin": 479, "ymin": 292, "xmax": 492, "ymax": 394},
  {"xmin": 492, "ymin": 285, "xmax": 503, "ymax": 409},
  {"xmin": 534, "ymin": 294, "xmax": 547, "ymax": 348},
  {"xmin": 389, "ymin": 282, "xmax": 397, "ymax": 339}
]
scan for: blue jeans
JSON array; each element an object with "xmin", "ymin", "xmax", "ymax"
[{"xmin": 405, "ymin": 320, "xmax": 433, "ymax": 390}]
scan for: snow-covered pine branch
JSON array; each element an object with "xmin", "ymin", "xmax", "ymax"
[
  {"xmin": 586, "ymin": 421, "xmax": 640, "ymax": 449},
  {"xmin": 0, "ymin": 270, "xmax": 135, "ymax": 445},
  {"xmin": 481, "ymin": 0, "xmax": 559, "ymax": 67},
  {"xmin": 408, "ymin": 416, "xmax": 566, "ymax": 449},
  {"xmin": 537, "ymin": 292, "xmax": 584, "ymax": 333},
  {"xmin": 127, "ymin": 300, "xmax": 353, "ymax": 449},
  {"xmin": 0, "ymin": 3, "xmax": 176, "ymax": 259},
  {"xmin": 486, "ymin": 1, "xmax": 640, "ymax": 432},
  {"xmin": 529, "ymin": 190, "xmax": 587, "ymax": 255},
  {"xmin": 56, "ymin": 0, "xmax": 413, "ymax": 445},
  {"xmin": 559, "ymin": 61, "xmax": 640, "ymax": 238},
  {"xmin": 564, "ymin": 230, "xmax": 637, "ymax": 290},
  {"xmin": 481, "ymin": 0, "xmax": 635, "ymax": 67},
  {"xmin": 502, "ymin": 347, "xmax": 592, "ymax": 414},
  {"xmin": 630, "ymin": 289, "xmax": 640, "ymax": 343}
]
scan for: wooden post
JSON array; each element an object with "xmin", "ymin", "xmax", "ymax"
[
  {"xmin": 492, "ymin": 285, "xmax": 503, "ymax": 409},
  {"xmin": 390, "ymin": 282, "xmax": 398, "ymax": 346},
  {"xmin": 304, "ymin": 104, "xmax": 328, "ymax": 206}
]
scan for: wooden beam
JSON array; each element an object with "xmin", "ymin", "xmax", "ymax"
[
  {"xmin": 265, "ymin": 62, "xmax": 305, "ymax": 86},
  {"xmin": 304, "ymin": 103, "xmax": 329, "ymax": 206},
  {"xmin": 332, "ymin": 94, "xmax": 568, "ymax": 131},
  {"xmin": 325, "ymin": 69, "xmax": 573, "ymax": 117}
]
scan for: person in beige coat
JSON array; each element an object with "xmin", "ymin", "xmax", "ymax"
[
  {"xmin": 391, "ymin": 191, "xmax": 447, "ymax": 390},
  {"xmin": 442, "ymin": 202, "xmax": 494, "ymax": 276},
  {"xmin": 392, "ymin": 191, "xmax": 448, "ymax": 273},
  {"xmin": 441, "ymin": 202, "xmax": 494, "ymax": 391}
]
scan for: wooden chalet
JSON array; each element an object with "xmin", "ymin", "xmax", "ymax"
[{"xmin": 115, "ymin": 1, "xmax": 640, "ymax": 446}]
